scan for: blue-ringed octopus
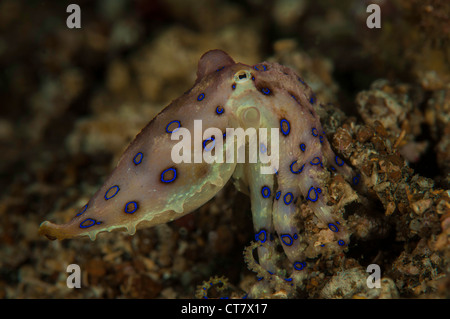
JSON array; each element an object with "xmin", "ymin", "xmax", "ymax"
[{"xmin": 39, "ymin": 50, "xmax": 361, "ymax": 294}]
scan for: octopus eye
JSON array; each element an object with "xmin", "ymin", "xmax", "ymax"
[{"xmin": 234, "ymin": 70, "xmax": 252, "ymax": 83}]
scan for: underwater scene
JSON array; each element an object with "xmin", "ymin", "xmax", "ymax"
[{"xmin": 0, "ymin": 0, "xmax": 449, "ymax": 301}]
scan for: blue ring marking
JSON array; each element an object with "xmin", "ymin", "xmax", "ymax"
[
  {"xmin": 293, "ymin": 261, "xmax": 306, "ymax": 271},
  {"xmin": 291, "ymin": 94, "xmax": 297, "ymax": 101},
  {"xmin": 330, "ymin": 166, "xmax": 336, "ymax": 172},
  {"xmin": 253, "ymin": 64, "xmax": 267, "ymax": 71},
  {"xmin": 294, "ymin": 233, "xmax": 298, "ymax": 239},
  {"xmin": 76, "ymin": 204, "xmax": 88, "ymax": 217},
  {"xmin": 319, "ymin": 135, "xmax": 324, "ymax": 143},
  {"xmin": 328, "ymin": 223, "xmax": 339, "ymax": 232},
  {"xmin": 290, "ymin": 161, "xmax": 304, "ymax": 174},
  {"xmin": 275, "ymin": 191, "xmax": 281, "ymax": 200},
  {"xmin": 255, "ymin": 230, "xmax": 267, "ymax": 243},
  {"xmin": 125, "ymin": 201, "xmax": 138, "ymax": 214},
  {"xmin": 335, "ymin": 155, "xmax": 345, "ymax": 167},
  {"xmin": 283, "ymin": 192, "xmax": 293, "ymax": 205},
  {"xmin": 280, "ymin": 119, "xmax": 290, "ymax": 135},
  {"xmin": 352, "ymin": 174, "xmax": 361, "ymax": 185},
  {"xmin": 300, "ymin": 143, "xmax": 306, "ymax": 152},
  {"xmin": 161, "ymin": 167, "xmax": 177, "ymax": 183},
  {"xmin": 216, "ymin": 66, "xmax": 225, "ymax": 72},
  {"xmin": 312, "ymin": 128, "xmax": 318, "ymax": 137},
  {"xmin": 133, "ymin": 152, "xmax": 143, "ymax": 165},
  {"xmin": 261, "ymin": 87, "xmax": 271, "ymax": 95},
  {"xmin": 284, "ymin": 278, "xmax": 293, "ymax": 282},
  {"xmin": 281, "ymin": 234, "xmax": 294, "ymax": 246},
  {"xmin": 80, "ymin": 218, "xmax": 97, "ymax": 229},
  {"xmin": 104, "ymin": 185, "xmax": 120, "ymax": 200},
  {"xmin": 310, "ymin": 157, "xmax": 323, "ymax": 167},
  {"xmin": 306, "ymin": 186, "xmax": 320, "ymax": 202},
  {"xmin": 260, "ymin": 143, "xmax": 267, "ymax": 154},
  {"xmin": 203, "ymin": 137, "xmax": 216, "ymax": 152},
  {"xmin": 261, "ymin": 186, "xmax": 271, "ymax": 198},
  {"xmin": 216, "ymin": 106, "xmax": 224, "ymax": 114},
  {"xmin": 197, "ymin": 93, "xmax": 205, "ymax": 101},
  {"xmin": 336, "ymin": 221, "xmax": 340, "ymax": 225},
  {"xmin": 166, "ymin": 120, "xmax": 181, "ymax": 134},
  {"xmin": 338, "ymin": 240, "xmax": 345, "ymax": 246}
]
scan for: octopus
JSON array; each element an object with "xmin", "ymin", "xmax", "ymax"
[{"xmin": 39, "ymin": 50, "xmax": 361, "ymax": 294}]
